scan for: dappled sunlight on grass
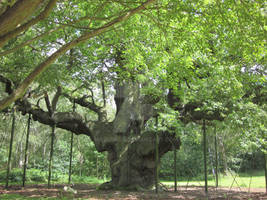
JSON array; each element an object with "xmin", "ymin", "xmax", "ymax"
[{"xmin": 162, "ymin": 172, "xmax": 265, "ymax": 188}]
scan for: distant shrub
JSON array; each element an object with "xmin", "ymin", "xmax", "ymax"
[
  {"xmin": 0, "ymin": 168, "xmax": 105, "ymax": 184},
  {"xmin": 0, "ymin": 168, "xmax": 25, "ymax": 182},
  {"xmin": 28, "ymin": 169, "xmax": 47, "ymax": 182},
  {"xmin": 0, "ymin": 168, "xmax": 47, "ymax": 183}
]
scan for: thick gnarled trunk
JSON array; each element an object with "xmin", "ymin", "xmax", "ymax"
[
  {"xmin": 15, "ymin": 81, "xmax": 180, "ymax": 190},
  {"xmin": 95, "ymin": 82, "xmax": 180, "ymax": 189},
  {"xmin": 101, "ymin": 131, "xmax": 180, "ymax": 190}
]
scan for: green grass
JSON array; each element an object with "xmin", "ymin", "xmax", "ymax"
[
  {"xmin": 0, "ymin": 168, "xmax": 265, "ymax": 188},
  {"xmin": 162, "ymin": 171, "xmax": 266, "ymax": 188},
  {"xmin": 71, "ymin": 175, "xmax": 106, "ymax": 184},
  {"xmin": 0, "ymin": 171, "xmax": 265, "ymax": 200},
  {"xmin": 0, "ymin": 169, "xmax": 265, "ymax": 200}
]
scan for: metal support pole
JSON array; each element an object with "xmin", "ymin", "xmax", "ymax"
[
  {"xmin": 48, "ymin": 125, "xmax": 55, "ymax": 188},
  {"xmin": 203, "ymin": 120, "xmax": 208, "ymax": 194},
  {"xmin": 174, "ymin": 144, "xmax": 177, "ymax": 192},
  {"xmin": 68, "ymin": 132, "xmax": 74, "ymax": 184},
  {"xmin": 214, "ymin": 126, "xmax": 218, "ymax": 188},
  {"xmin": 5, "ymin": 108, "xmax": 16, "ymax": 189},
  {"xmin": 155, "ymin": 116, "xmax": 159, "ymax": 194},
  {"xmin": 264, "ymin": 152, "xmax": 267, "ymax": 193},
  {"xmin": 68, "ymin": 102, "xmax": 76, "ymax": 184},
  {"xmin": 22, "ymin": 114, "xmax": 31, "ymax": 187}
]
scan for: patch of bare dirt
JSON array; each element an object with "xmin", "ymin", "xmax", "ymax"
[{"xmin": 0, "ymin": 184, "xmax": 266, "ymax": 199}]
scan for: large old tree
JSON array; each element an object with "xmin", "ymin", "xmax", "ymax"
[
  {"xmin": 1, "ymin": 49, "xmax": 266, "ymax": 189},
  {"xmin": 7, "ymin": 78, "xmax": 179, "ymax": 189},
  {"xmin": 0, "ymin": 0, "xmax": 266, "ymax": 190}
]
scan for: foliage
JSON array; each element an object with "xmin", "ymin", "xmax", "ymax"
[
  {"xmin": 160, "ymin": 120, "xmax": 266, "ymax": 179},
  {"xmin": 0, "ymin": 0, "xmax": 266, "ymax": 109},
  {"xmin": 0, "ymin": 168, "xmax": 43, "ymax": 183},
  {"xmin": 0, "ymin": 168, "xmax": 106, "ymax": 185}
]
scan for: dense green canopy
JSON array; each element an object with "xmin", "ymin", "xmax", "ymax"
[{"xmin": 0, "ymin": 0, "xmax": 266, "ymax": 110}]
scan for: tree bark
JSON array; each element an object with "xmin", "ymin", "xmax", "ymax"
[
  {"xmin": 99, "ymin": 131, "xmax": 180, "ymax": 190},
  {"xmin": 16, "ymin": 80, "xmax": 180, "ymax": 190},
  {"xmin": 0, "ymin": 0, "xmax": 58, "ymax": 48},
  {"xmin": 0, "ymin": 0, "xmax": 43, "ymax": 38}
]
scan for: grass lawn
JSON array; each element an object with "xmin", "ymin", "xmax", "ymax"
[
  {"xmin": 0, "ymin": 171, "xmax": 266, "ymax": 200},
  {"xmin": 162, "ymin": 171, "xmax": 266, "ymax": 188}
]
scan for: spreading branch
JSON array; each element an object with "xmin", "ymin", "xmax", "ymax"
[
  {"xmin": 0, "ymin": 0, "xmax": 156, "ymax": 111},
  {"xmin": 88, "ymin": 88, "xmax": 95, "ymax": 105},
  {"xmin": 0, "ymin": 0, "xmax": 42, "ymax": 37},
  {"xmin": 0, "ymin": 0, "xmax": 59, "ymax": 48},
  {"xmin": 44, "ymin": 92, "xmax": 52, "ymax": 116},
  {"xmin": 51, "ymin": 86, "xmax": 61, "ymax": 112},
  {"xmin": 101, "ymin": 81, "xmax": 106, "ymax": 107},
  {"xmin": 0, "ymin": 26, "xmax": 62, "ymax": 57},
  {"xmin": 63, "ymin": 93, "xmax": 107, "ymax": 122},
  {"xmin": 0, "ymin": 12, "xmax": 116, "ymax": 57},
  {"xmin": 167, "ymin": 88, "xmax": 226, "ymax": 123},
  {"xmin": 17, "ymin": 98, "xmax": 113, "ymax": 152}
]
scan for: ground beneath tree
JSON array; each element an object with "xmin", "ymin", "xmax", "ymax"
[{"xmin": 0, "ymin": 184, "xmax": 266, "ymax": 199}]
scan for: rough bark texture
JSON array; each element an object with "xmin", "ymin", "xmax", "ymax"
[
  {"xmin": 102, "ymin": 131, "xmax": 180, "ymax": 190},
  {"xmin": 0, "ymin": 0, "xmax": 42, "ymax": 37}
]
